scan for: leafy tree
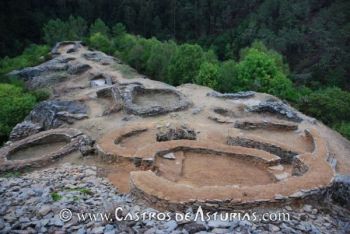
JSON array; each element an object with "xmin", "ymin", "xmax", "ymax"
[
  {"xmin": 235, "ymin": 47, "xmax": 296, "ymax": 100},
  {"xmin": 88, "ymin": 33, "xmax": 112, "ymax": 54},
  {"xmin": 195, "ymin": 62, "xmax": 219, "ymax": 89},
  {"xmin": 66, "ymin": 15, "xmax": 87, "ymax": 40},
  {"xmin": 42, "ymin": 16, "xmax": 87, "ymax": 45},
  {"xmin": 297, "ymin": 87, "xmax": 350, "ymax": 125},
  {"xmin": 112, "ymin": 23, "xmax": 126, "ymax": 37},
  {"xmin": 0, "ymin": 84, "xmax": 37, "ymax": 143},
  {"xmin": 217, "ymin": 60, "xmax": 237, "ymax": 93},
  {"xmin": 121, "ymin": 37, "xmax": 156, "ymax": 72},
  {"xmin": 334, "ymin": 122, "xmax": 350, "ymax": 140},
  {"xmin": 43, "ymin": 19, "xmax": 69, "ymax": 45},
  {"xmin": 89, "ymin": 18, "xmax": 109, "ymax": 36},
  {"xmin": 124, "ymin": 41, "xmax": 146, "ymax": 71},
  {"xmin": 0, "ymin": 44, "xmax": 49, "ymax": 76},
  {"xmin": 241, "ymin": 41, "xmax": 290, "ymax": 75},
  {"xmin": 113, "ymin": 34, "xmax": 138, "ymax": 60},
  {"xmin": 167, "ymin": 44, "xmax": 206, "ymax": 85},
  {"xmin": 145, "ymin": 40, "xmax": 177, "ymax": 82}
]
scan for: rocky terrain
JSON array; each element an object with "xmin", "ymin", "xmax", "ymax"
[
  {"xmin": 0, "ymin": 41, "xmax": 349, "ymax": 233},
  {"xmin": 1, "ymin": 164, "xmax": 349, "ymax": 234}
]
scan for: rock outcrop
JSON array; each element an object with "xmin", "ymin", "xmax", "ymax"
[
  {"xmin": 247, "ymin": 100, "xmax": 303, "ymax": 122},
  {"xmin": 10, "ymin": 100, "xmax": 88, "ymax": 141},
  {"xmin": 51, "ymin": 41, "xmax": 83, "ymax": 56},
  {"xmin": 8, "ymin": 45, "xmax": 93, "ymax": 89},
  {"xmin": 82, "ymin": 51, "xmax": 117, "ymax": 65},
  {"xmin": 207, "ymin": 91, "xmax": 256, "ymax": 99}
]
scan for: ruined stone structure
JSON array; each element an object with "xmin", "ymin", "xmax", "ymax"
[
  {"xmin": 2, "ymin": 42, "xmax": 349, "ymax": 220},
  {"xmin": 0, "ymin": 128, "xmax": 88, "ymax": 172}
]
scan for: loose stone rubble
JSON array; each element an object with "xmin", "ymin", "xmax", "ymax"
[
  {"xmin": 156, "ymin": 124, "xmax": 197, "ymax": 142},
  {"xmin": 0, "ymin": 165, "xmax": 349, "ymax": 234}
]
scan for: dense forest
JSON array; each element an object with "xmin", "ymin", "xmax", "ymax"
[{"xmin": 0, "ymin": 0, "xmax": 350, "ymax": 143}]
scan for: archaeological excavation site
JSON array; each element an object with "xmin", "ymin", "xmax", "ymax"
[{"xmin": 1, "ymin": 42, "xmax": 349, "ymax": 233}]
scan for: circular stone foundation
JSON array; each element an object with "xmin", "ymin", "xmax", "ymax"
[
  {"xmin": 122, "ymin": 85, "xmax": 191, "ymax": 116},
  {"xmin": 128, "ymin": 129, "xmax": 334, "ymax": 210},
  {"xmin": 153, "ymin": 149, "xmax": 276, "ymax": 187},
  {"xmin": 0, "ymin": 128, "xmax": 85, "ymax": 172},
  {"xmin": 97, "ymin": 121, "xmax": 334, "ymax": 211}
]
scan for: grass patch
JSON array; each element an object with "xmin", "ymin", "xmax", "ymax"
[
  {"xmin": 51, "ymin": 192, "xmax": 62, "ymax": 201},
  {"xmin": 0, "ymin": 171, "xmax": 22, "ymax": 178},
  {"xmin": 78, "ymin": 188, "xmax": 93, "ymax": 196},
  {"xmin": 112, "ymin": 63, "xmax": 138, "ymax": 79},
  {"xmin": 66, "ymin": 187, "xmax": 94, "ymax": 196},
  {"xmin": 0, "ymin": 167, "xmax": 31, "ymax": 178}
]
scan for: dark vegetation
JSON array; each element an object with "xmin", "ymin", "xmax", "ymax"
[
  {"xmin": 0, "ymin": 45, "xmax": 50, "ymax": 144},
  {"xmin": 0, "ymin": 0, "xmax": 349, "ymax": 143}
]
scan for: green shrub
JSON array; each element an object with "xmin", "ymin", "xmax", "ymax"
[
  {"xmin": 167, "ymin": 44, "xmax": 207, "ymax": 85},
  {"xmin": 235, "ymin": 47, "xmax": 297, "ymax": 101},
  {"xmin": 51, "ymin": 192, "xmax": 62, "ymax": 201},
  {"xmin": 123, "ymin": 37, "xmax": 160, "ymax": 72},
  {"xmin": 217, "ymin": 60, "xmax": 237, "ymax": 93},
  {"xmin": 43, "ymin": 16, "xmax": 87, "ymax": 45},
  {"xmin": 0, "ymin": 171, "xmax": 21, "ymax": 178},
  {"xmin": 297, "ymin": 87, "xmax": 350, "ymax": 125},
  {"xmin": 112, "ymin": 23, "xmax": 126, "ymax": 37},
  {"xmin": 195, "ymin": 62, "xmax": 219, "ymax": 89},
  {"xmin": 30, "ymin": 89, "xmax": 50, "ymax": 102},
  {"xmin": 123, "ymin": 38, "xmax": 149, "ymax": 71},
  {"xmin": 113, "ymin": 34, "xmax": 138, "ymax": 56},
  {"xmin": 89, "ymin": 18, "xmax": 109, "ymax": 36},
  {"xmin": 334, "ymin": 122, "xmax": 350, "ymax": 140},
  {"xmin": 43, "ymin": 19, "xmax": 68, "ymax": 45},
  {"xmin": 88, "ymin": 33, "xmax": 112, "ymax": 54},
  {"xmin": 0, "ymin": 44, "xmax": 49, "ymax": 76},
  {"xmin": 79, "ymin": 188, "xmax": 93, "ymax": 196},
  {"xmin": 0, "ymin": 84, "xmax": 37, "ymax": 143},
  {"xmin": 145, "ymin": 40, "xmax": 177, "ymax": 82}
]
